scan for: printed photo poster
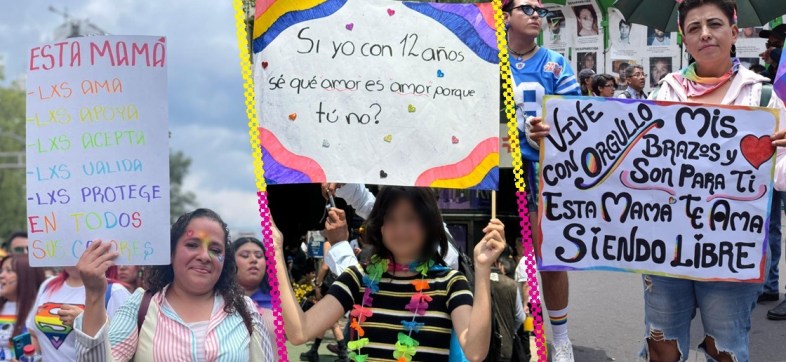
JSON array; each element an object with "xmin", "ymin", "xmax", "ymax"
[
  {"xmin": 643, "ymin": 25, "xmax": 680, "ymax": 91},
  {"xmin": 253, "ymin": 0, "xmax": 500, "ymax": 190},
  {"xmin": 567, "ymin": 0, "xmax": 602, "ymax": 74},
  {"xmin": 542, "ymin": 3, "xmax": 573, "ymax": 56},
  {"xmin": 25, "ymin": 36, "xmax": 171, "ymax": 267},
  {"xmin": 537, "ymin": 96, "xmax": 779, "ymax": 282},
  {"xmin": 736, "ymin": 23, "xmax": 769, "ymax": 68},
  {"xmin": 607, "ymin": 9, "xmax": 646, "ymax": 91}
]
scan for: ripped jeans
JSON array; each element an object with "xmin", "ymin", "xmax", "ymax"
[{"xmin": 640, "ymin": 275, "xmax": 762, "ymax": 362}]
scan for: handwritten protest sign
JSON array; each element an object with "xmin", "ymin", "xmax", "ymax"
[
  {"xmin": 26, "ymin": 35, "xmax": 170, "ymax": 267},
  {"xmin": 253, "ymin": 0, "xmax": 500, "ymax": 189},
  {"xmin": 537, "ymin": 97, "xmax": 779, "ymax": 282}
]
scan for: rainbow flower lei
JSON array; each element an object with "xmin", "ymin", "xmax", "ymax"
[{"xmin": 347, "ymin": 255, "xmax": 450, "ymax": 362}]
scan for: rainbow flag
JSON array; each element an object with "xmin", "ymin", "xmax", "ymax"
[{"xmin": 776, "ymin": 49, "xmax": 786, "ymax": 102}]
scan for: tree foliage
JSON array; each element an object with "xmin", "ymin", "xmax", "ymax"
[
  {"xmin": 169, "ymin": 150, "xmax": 197, "ymax": 223},
  {"xmin": 0, "ymin": 77, "xmax": 26, "ymax": 239}
]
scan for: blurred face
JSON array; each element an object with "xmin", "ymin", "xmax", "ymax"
[
  {"xmin": 620, "ymin": 22, "xmax": 631, "ymax": 38},
  {"xmin": 628, "ymin": 67, "xmax": 645, "ymax": 91},
  {"xmin": 117, "ymin": 265, "xmax": 140, "ymax": 286},
  {"xmin": 681, "ymin": 4, "xmax": 737, "ymax": 69},
  {"xmin": 9, "ymin": 237, "xmax": 27, "ymax": 255},
  {"xmin": 235, "ymin": 242, "xmax": 266, "ymax": 290},
  {"xmin": 381, "ymin": 199, "xmax": 426, "ymax": 261},
  {"xmin": 172, "ymin": 218, "xmax": 226, "ymax": 295},
  {"xmin": 600, "ymin": 80, "xmax": 616, "ymax": 97},
  {"xmin": 0, "ymin": 259, "xmax": 17, "ymax": 300},
  {"xmin": 655, "ymin": 29, "xmax": 666, "ymax": 40},
  {"xmin": 584, "ymin": 56, "xmax": 595, "ymax": 70},
  {"xmin": 652, "ymin": 61, "xmax": 668, "ymax": 81},
  {"xmin": 505, "ymin": 0, "xmax": 544, "ymax": 39},
  {"xmin": 579, "ymin": 9, "xmax": 594, "ymax": 31}
]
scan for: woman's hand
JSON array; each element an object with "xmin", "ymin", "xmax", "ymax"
[
  {"xmin": 77, "ymin": 240, "xmax": 118, "ymax": 295},
  {"xmin": 270, "ymin": 217, "xmax": 284, "ymax": 253},
  {"xmin": 473, "ymin": 219, "xmax": 506, "ymax": 269},
  {"xmin": 321, "ymin": 183, "xmax": 345, "ymax": 199},
  {"xmin": 527, "ymin": 117, "xmax": 550, "ymax": 142},
  {"xmin": 772, "ymin": 130, "xmax": 786, "ymax": 148},
  {"xmin": 57, "ymin": 304, "xmax": 84, "ymax": 327},
  {"xmin": 324, "ymin": 208, "xmax": 349, "ymax": 244}
]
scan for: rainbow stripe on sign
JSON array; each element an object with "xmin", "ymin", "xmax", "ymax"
[
  {"xmin": 259, "ymin": 127, "xmax": 327, "ymax": 184},
  {"xmin": 253, "ymin": 0, "xmax": 347, "ymax": 54},
  {"xmin": 415, "ymin": 137, "xmax": 499, "ymax": 190},
  {"xmin": 402, "ymin": 2, "xmax": 499, "ymax": 64}
]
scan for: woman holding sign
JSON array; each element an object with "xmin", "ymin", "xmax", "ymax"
[
  {"xmin": 72, "ymin": 209, "xmax": 274, "ymax": 361},
  {"xmin": 273, "ymin": 186, "xmax": 505, "ymax": 362},
  {"xmin": 530, "ymin": 0, "xmax": 786, "ymax": 360}
]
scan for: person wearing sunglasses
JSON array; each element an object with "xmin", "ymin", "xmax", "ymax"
[
  {"xmin": 617, "ymin": 65, "xmax": 647, "ymax": 100},
  {"xmin": 591, "ymin": 74, "xmax": 617, "ymax": 97},
  {"xmin": 3, "ymin": 232, "xmax": 27, "ymax": 256},
  {"xmin": 502, "ymin": 1, "xmax": 580, "ymax": 361}
]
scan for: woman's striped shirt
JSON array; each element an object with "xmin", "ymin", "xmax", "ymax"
[
  {"xmin": 328, "ymin": 265, "xmax": 473, "ymax": 361},
  {"xmin": 73, "ymin": 286, "xmax": 274, "ymax": 361}
]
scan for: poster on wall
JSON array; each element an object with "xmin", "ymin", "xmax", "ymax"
[
  {"xmin": 643, "ymin": 25, "xmax": 680, "ymax": 90},
  {"xmin": 253, "ymin": 0, "xmax": 500, "ymax": 190},
  {"xmin": 607, "ymin": 9, "xmax": 680, "ymax": 93},
  {"xmin": 567, "ymin": 0, "xmax": 602, "ymax": 75},
  {"xmin": 542, "ymin": 2, "xmax": 573, "ymax": 56},
  {"xmin": 607, "ymin": 9, "xmax": 645, "ymax": 93}
]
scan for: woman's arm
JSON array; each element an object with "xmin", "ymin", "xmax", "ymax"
[
  {"xmin": 271, "ymin": 218, "xmax": 346, "ymax": 345},
  {"xmin": 452, "ymin": 219, "xmax": 506, "ymax": 362}
]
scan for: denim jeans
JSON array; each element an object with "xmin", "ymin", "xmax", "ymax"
[
  {"xmin": 765, "ymin": 191, "xmax": 785, "ymax": 294},
  {"xmin": 640, "ymin": 275, "xmax": 762, "ymax": 362}
]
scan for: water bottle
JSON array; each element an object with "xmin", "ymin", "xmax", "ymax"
[{"xmin": 19, "ymin": 345, "xmax": 35, "ymax": 362}]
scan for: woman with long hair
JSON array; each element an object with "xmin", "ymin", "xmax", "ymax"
[
  {"xmin": 529, "ymin": 0, "xmax": 786, "ymax": 360},
  {"xmin": 0, "ymin": 255, "xmax": 46, "ymax": 358},
  {"xmin": 25, "ymin": 264, "xmax": 130, "ymax": 361},
  {"xmin": 274, "ymin": 186, "xmax": 506, "ymax": 361},
  {"xmin": 233, "ymin": 236, "xmax": 277, "ymax": 356},
  {"xmin": 73, "ymin": 208, "xmax": 274, "ymax": 360}
]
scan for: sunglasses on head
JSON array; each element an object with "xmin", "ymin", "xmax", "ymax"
[{"xmin": 513, "ymin": 5, "xmax": 550, "ymax": 18}]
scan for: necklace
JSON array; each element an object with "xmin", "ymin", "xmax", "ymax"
[
  {"xmin": 507, "ymin": 36, "xmax": 538, "ymax": 70},
  {"xmin": 347, "ymin": 256, "xmax": 449, "ymax": 362}
]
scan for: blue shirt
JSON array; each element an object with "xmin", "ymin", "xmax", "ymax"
[
  {"xmin": 251, "ymin": 288, "xmax": 273, "ymax": 310},
  {"xmin": 510, "ymin": 47, "xmax": 580, "ymax": 161}
]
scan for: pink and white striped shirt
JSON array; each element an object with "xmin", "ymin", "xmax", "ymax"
[{"xmin": 74, "ymin": 286, "xmax": 273, "ymax": 361}]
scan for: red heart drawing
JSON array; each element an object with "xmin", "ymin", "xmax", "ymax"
[
  {"xmin": 261, "ymin": 61, "xmax": 269, "ymax": 69},
  {"xmin": 451, "ymin": 136, "xmax": 459, "ymax": 144},
  {"xmin": 740, "ymin": 134, "xmax": 775, "ymax": 169},
  {"xmin": 387, "ymin": 9, "xmax": 395, "ymax": 16}
]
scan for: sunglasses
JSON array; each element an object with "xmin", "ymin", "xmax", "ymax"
[
  {"xmin": 513, "ymin": 5, "xmax": 550, "ymax": 18},
  {"xmin": 11, "ymin": 246, "xmax": 27, "ymax": 255}
]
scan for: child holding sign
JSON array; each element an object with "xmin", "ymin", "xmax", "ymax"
[{"xmin": 273, "ymin": 186, "xmax": 506, "ymax": 361}]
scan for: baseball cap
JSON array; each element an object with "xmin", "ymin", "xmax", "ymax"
[{"xmin": 760, "ymin": 24, "xmax": 786, "ymax": 41}]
